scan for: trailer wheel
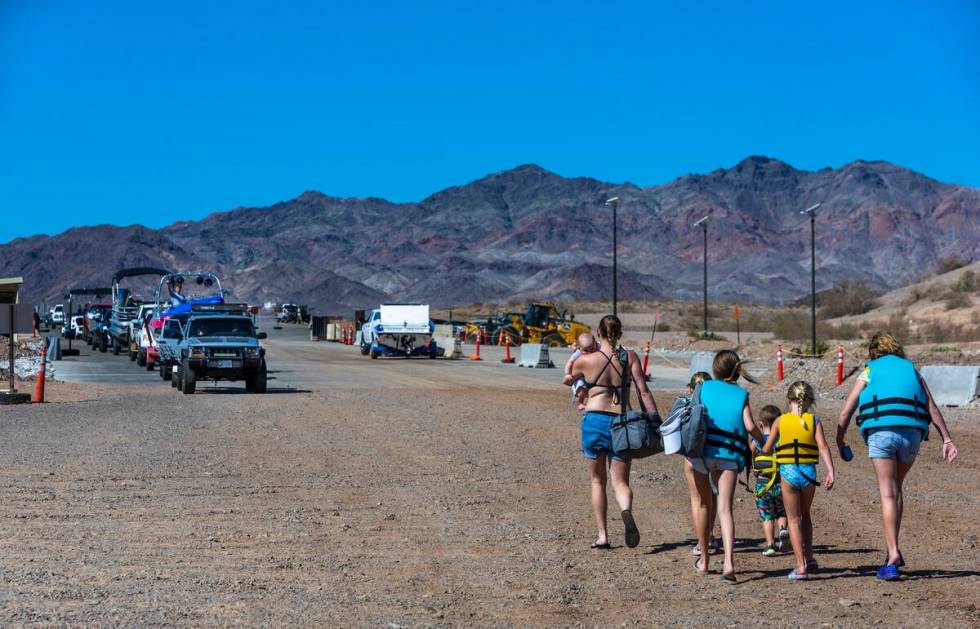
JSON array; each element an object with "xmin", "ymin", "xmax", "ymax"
[
  {"xmin": 129, "ymin": 347, "xmax": 137, "ymax": 361},
  {"xmin": 146, "ymin": 357, "xmax": 155, "ymax": 371},
  {"xmin": 137, "ymin": 350, "xmax": 146, "ymax": 367},
  {"xmin": 114, "ymin": 340, "xmax": 121, "ymax": 355},
  {"xmin": 370, "ymin": 349, "xmax": 380, "ymax": 359},
  {"xmin": 174, "ymin": 366, "xmax": 182, "ymax": 389},
  {"xmin": 99, "ymin": 336, "xmax": 107, "ymax": 353}
]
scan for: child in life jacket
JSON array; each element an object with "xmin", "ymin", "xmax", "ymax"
[
  {"xmin": 761, "ymin": 381, "xmax": 836, "ymax": 581},
  {"xmin": 751, "ymin": 405, "xmax": 789, "ymax": 556},
  {"xmin": 563, "ymin": 332, "xmax": 597, "ymax": 410}
]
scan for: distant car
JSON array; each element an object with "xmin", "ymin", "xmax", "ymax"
[
  {"xmin": 51, "ymin": 305, "xmax": 65, "ymax": 325},
  {"xmin": 65, "ymin": 315, "xmax": 85, "ymax": 339},
  {"xmin": 174, "ymin": 304, "xmax": 268, "ymax": 394}
]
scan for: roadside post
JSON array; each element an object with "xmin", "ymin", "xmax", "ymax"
[
  {"xmin": 777, "ymin": 344, "xmax": 784, "ymax": 382},
  {"xmin": 648, "ymin": 309, "xmax": 661, "ymax": 347},
  {"xmin": 33, "ymin": 345, "xmax": 46, "ymax": 403},
  {"xmin": 501, "ymin": 336, "xmax": 515, "ymax": 363},
  {"xmin": 642, "ymin": 341, "xmax": 651, "ymax": 381},
  {"xmin": 734, "ymin": 305, "xmax": 741, "ymax": 346},
  {"xmin": 470, "ymin": 334, "xmax": 482, "ymax": 361},
  {"xmin": 837, "ymin": 346, "xmax": 844, "ymax": 386}
]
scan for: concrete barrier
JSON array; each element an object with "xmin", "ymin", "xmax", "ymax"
[
  {"xmin": 433, "ymin": 335, "xmax": 461, "ymax": 359},
  {"xmin": 432, "ymin": 323, "xmax": 453, "ymax": 338},
  {"xmin": 46, "ymin": 336, "xmax": 62, "ymax": 362},
  {"xmin": 518, "ymin": 343, "xmax": 554, "ymax": 368},
  {"xmin": 920, "ymin": 365, "xmax": 979, "ymax": 407},
  {"xmin": 688, "ymin": 352, "xmax": 714, "ymax": 380}
]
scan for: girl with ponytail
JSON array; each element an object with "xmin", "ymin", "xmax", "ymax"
[{"xmin": 761, "ymin": 381, "xmax": 836, "ymax": 581}]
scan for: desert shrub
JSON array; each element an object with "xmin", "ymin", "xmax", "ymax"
[
  {"xmin": 954, "ymin": 270, "xmax": 977, "ymax": 293},
  {"xmin": 821, "ymin": 321, "xmax": 861, "ymax": 340},
  {"xmin": 918, "ymin": 321, "xmax": 980, "ymax": 344},
  {"xmin": 655, "ymin": 322, "xmax": 670, "ymax": 332},
  {"xmin": 935, "ymin": 254, "xmax": 967, "ymax": 274},
  {"xmin": 772, "ymin": 312, "xmax": 809, "ymax": 341},
  {"xmin": 885, "ymin": 313, "xmax": 911, "ymax": 343},
  {"xmin": 944, "ymin": 291, "xmax": 972, "ymax": 311},
  {"xmin": 819, "ymin": 279, "xmax": 880, "ymax": 318}
]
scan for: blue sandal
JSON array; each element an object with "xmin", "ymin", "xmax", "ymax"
[{"xmin": 876, "ymin": 563, "xmax": 901, "ymax": 581}]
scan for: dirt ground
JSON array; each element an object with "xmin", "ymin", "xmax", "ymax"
[{"xmin": 0, "ymin": 339, "xmax": 978, "ymax": 626}]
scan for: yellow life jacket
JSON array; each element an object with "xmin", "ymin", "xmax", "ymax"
[
  {"xmin": 774, "ymin": 412, "xmax": 820, "ymax": 466},
  {"xmin": 752, "ymin": 437, "xmax": 780, "ymax": 496}
]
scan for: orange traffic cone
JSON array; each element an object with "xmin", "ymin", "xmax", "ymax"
[
  {"xmin": 470, "ymin": 334, "xmax": 483, "ymax": 361},
  {"xmin": 33, "ymin": 348, "xmax": 46, "ymax": 403},
  {"xmin": 501, "ymin": 336, "xmax": 515, "ymax": 363}
]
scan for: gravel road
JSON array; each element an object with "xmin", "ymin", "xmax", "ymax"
[{"xmin": 0, "ymin": 323, "xmax": 977, "ymax": 625}]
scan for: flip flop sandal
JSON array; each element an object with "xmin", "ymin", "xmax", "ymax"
[
  {"xmin": 591, "ymin": 542, "xmax": 611, "ymax": 550},
  {"xmin": 720, "ymin": 573, "xmax": 737, "ymax": 585},
  {"xmin": 693, "ymin": 558, "xmax": 707, "ymax": 574},
  {"xmin": 621, "ymin": 509, "xmax": 640, "ymax": 549},
  {"xmin": 787, "ymin": 569, "xmax": 809, "ymax": 581}
]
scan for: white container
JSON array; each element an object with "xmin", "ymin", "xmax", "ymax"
[{"xmin": 659, "ymin": 416, "xmax": 683, "ymax": 454}]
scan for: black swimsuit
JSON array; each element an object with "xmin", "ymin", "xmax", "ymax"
[{"xmin": 587, "ymin": 349, "xmax": 629, "ymax": 409}]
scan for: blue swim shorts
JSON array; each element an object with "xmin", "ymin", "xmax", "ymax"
[
  {"xmin": 780, "ymin": 463, "xmax": 818, "ymax": 490},
  {"xmin": 867, "ymin": 428, "xmax": 922, "ymax": 463},
  {"xmin": 581, "ymin": 411, "xmax": 625, "ymax": 462}
]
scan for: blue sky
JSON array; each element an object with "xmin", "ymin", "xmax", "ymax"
[{"xmin": 1, "ymin": 0, "xmax": 978, "ymax": 243}]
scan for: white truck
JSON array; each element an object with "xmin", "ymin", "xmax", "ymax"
[{"xmin": 359, "ymin": 304, "xmax": 436, "ymax": 359}]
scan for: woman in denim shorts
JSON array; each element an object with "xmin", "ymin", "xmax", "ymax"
[{"xmin": 836, "ymin": 332, "xmax": 959, "ymax": 581}]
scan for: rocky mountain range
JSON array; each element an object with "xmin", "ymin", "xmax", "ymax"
[{"xmin": 2, "ymin": 156, "xmax": 978, "ymax": 313}]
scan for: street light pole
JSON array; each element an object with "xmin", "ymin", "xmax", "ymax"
[
  {"xmin": 694, "ymin": 215, "xmax": 709, "ymax": 336},
  {"xmin": 605, "ymin": 197, "xmax": 621, "ymax": 316},
  {"xmin": 800, "ymin": 203, "xmax": 821, "ymax": 355}
]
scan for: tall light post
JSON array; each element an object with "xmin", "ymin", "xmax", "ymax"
[
  {"xmin": 800, "ymin": 203, "xmax": 821, "ymax": 355},
  {"xmin": 605, "ymin": 197, "xmax": 621, "ymax": 316},
  {"xmin": 693, "ymin": 215, "xmax": 710, "ymax": 336}
]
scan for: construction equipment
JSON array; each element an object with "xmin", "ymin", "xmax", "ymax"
[{"xmin": 492, "ymin": 303, "xmax": 590, "ymax": 348}]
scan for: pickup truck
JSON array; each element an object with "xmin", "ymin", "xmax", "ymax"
[
  {"xmin": 127, "ymin": 304, "xmax": 156, "ymax": 361},
  {"xmin": 173, "ymin": 304, "xmax": 268, "ymax": 394},
  {"xmin": 50, "ymin": 305, "xmax": 65, "ymax": 326},
  {"xmin": 359, "ymin": 304, "xmax": 436, "ymax": 359}
]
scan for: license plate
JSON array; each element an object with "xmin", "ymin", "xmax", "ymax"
[{"xmin": 216, "ymin": 360, "xmax": 233, "ymax": 369}]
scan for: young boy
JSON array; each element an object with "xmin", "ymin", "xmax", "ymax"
[
  {"xmin": 752, "ymin": 404, "xmax": 789, "ymax": 556},
  {"xmin": 563, "ymin": 332, "xmax": 596, "ymax": 410}
]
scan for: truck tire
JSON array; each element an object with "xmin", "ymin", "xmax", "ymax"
[
  {"xmin": 162, "ymin": 363, "xmax": 172, "ymax": 381},
  {"xmin": 246, "ymin": 360, "xmax": 267, "ymax": 393},
  {"xmin": 181, "ymin": 362, "xmax": 196, "ymax": 394},
  {"xmin": 359, "ymin": 341, "xmax": 370, "ymax": 356},
  {"xmin": 174, "ymin": 366, "xmax": 181, "ymax": 389},
  {"xmin": 370, "ymin": 348, "xmax": 380, "ymax": 359},
  {"xmin": 541, "ymin": 333, "xmax": 564, "ymax": 348},
  {"xmin": 137, "ymin": 350, "xmax": 146, "ymax": 367}
]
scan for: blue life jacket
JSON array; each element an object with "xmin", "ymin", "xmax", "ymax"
[
  {"xmin": 856, "ymin": 355, "xmax": 930, "ymax": 443},
  {"xmin": 700, "ymin": 380, "xmax": 749, "ymax": 471}
]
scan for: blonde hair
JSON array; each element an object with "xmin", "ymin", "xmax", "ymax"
[
  {"xmin": 711, "ymin": 349, "xmax": 758, "ymax": 384},
  {"xmin": 786, "ymin": 381, "xmax": 815, "ymax": 414},
  {"xmin": 689, "ymin": 371, "xmax": 712, "ymax": 390},
  {"xmin": 868, "ymin": 331, "xmax": 905, "ymax": 360}
]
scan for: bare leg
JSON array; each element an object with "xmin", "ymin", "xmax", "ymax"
[
  {"xmin": 609, "ymin": 458, "xmax": 633, "ymax": 512},
  {"xmin": 781, "ymin": 479, "xmax": 806, "ymax": 574},
  {"xmin": 778, "ymin": 516, "xmax": 788, "ymax": 531},
  {"xmin": 684, "ymin": 459, "xmax": 700, "ymax": 544},
  {"xmin": 874, "ymin": 457, "xmax": 916, "ymax": 564},
  {"xmin": 691, "ymin": 469, "xmax": 713, "ymax": 572},
  {"xmin": 709, "ymin": 490, "xmax": 718, "ymax": 547},
  {"xmin": 715, "ymin": 469, "xmax": 738, "ymax": 578},
  {"xmin": 763, "ymin": 519, "xmax": 775, "ymax": 547},
  {"xmin": 588, "ymin": 455, "xmax": 608, "ymax": 545},
  {"xmin": 799, "ymin": 485, "xmax": 816, "ymax": 562}
]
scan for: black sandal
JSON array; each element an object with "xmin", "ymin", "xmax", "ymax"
[
  {"xmin": 591, "ymin": 541, "xmax": 611, "ymax": 550},
  {"xmin": 621, "ymin": 509, "xmax": 640, "ymax": 548}
]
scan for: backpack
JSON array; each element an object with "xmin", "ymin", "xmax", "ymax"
[{"xmin": 672, "ymin": 382, "xmax": 707, "ymax": 458}]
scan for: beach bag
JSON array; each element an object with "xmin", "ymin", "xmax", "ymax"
[
  {"xmin": 677, "ymin": 382, "xmax": 707, "ymax": 458},
  {"xmin": 611, "ymin": 348, "xmax": 663, "ymax": 458}
]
